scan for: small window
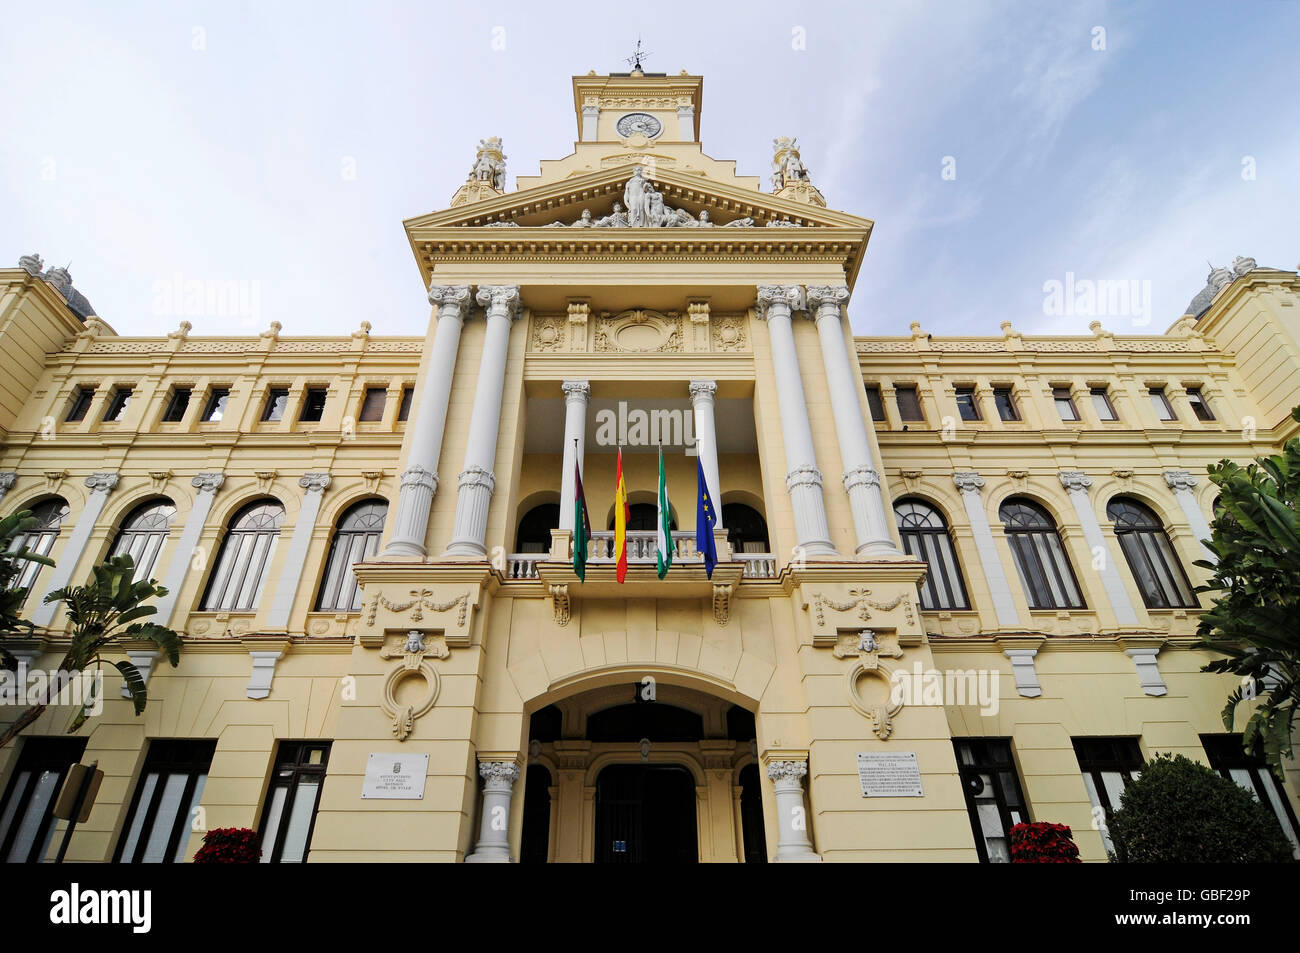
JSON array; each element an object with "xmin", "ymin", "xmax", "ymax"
[
  {"xmin": 993, "ymin": 387, "xmax": 1019, "ymax": 421},
  {"xmin": 1053, "ymin": 387, "xmax": 1079, "ymax": 422},
  {"xmin": 864, "ymin": 385, "xmax": 886, "ymax": 422},
  {"xmin": 1149, "ymin": 387, "xmax": 1176, "ymax": 421},
  {"xmin": 954, "ymin": 739, "xmax": 1028, "ymax": 863},
  {"xmin": 299, "ymin": 388, "xmax": 327, "ymax": 422},
  {"xmin": 161, "ymin": 387, "xmax": 191, "ymax": 422},
  {"xmin": 65, "ymin": 387, "xmax": 95, "ymax": 423},
  {"xmin": 115, "ymin": 740, "xmax": 216, "ymax": 863},
  {"xmin": 1073, "ymin": 737, "xmax": 1144, "ymax": 856},
  {"xmin": 259, "ymin": 742, "xmax": 331, "ymax": 863},
  {"xmin": 1090, "ymin": 387, "xmax": 1118, "ymax": 421},
  {"xmin": 1186, "ymin": 387, "xmax": 1215, "ymax": 422},
  {"xmin": 397, "ymin": 386, "xmax": 414, "ymax": 422},
  {"xmin": 358, "ymin": 388, "xmax": 387, "ymax": 422},
  {"xmin": 103, "ymin": 388, "xmax": 132, "ymax": 422},
  {"xmin": 1201, "ymin": 735, "xmax": 1299, "ymax": 858},
  {"xmin": 895, "ymin": 386, "xmax": 924, "ymax": 422},
  {"xmin": 262, "ymin": 388, "xmax": 289, "ymax": 422},
  {"xmin": 201, "ymin": 387, "xmax": 230, "ymax": 422},
  {"xmin": 0, "ymin": 737, "xmax": 88, "ymax": 862},
  {"xmin": 954, "ymin": 386, "xmax": 981, "ymax": 422}
]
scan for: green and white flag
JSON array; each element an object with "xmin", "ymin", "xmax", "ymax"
[{"xmin": 656, "ymin": 445, "xmax": 672, "ymax": 579}]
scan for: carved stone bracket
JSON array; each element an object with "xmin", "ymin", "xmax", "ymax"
[
  {"xmin": 712, "ymin": 583, "xmax": 733, "ymax": 627},
  {"xmin": 550, "ymin": 584, "xmax": 570, "ymax": 626},
  {"xmin": 379, "ymin": 629, "xmax": 450, "ymax": 666}
]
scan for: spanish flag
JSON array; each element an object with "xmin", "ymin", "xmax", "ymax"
[{"xmin": 614, "ymin": 447, "xmax": 630, "ymax": 582}]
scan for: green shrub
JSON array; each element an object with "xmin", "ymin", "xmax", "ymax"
[{"xmin": 1108, "ymin": 753, "xmax": 1294, "ymax": 863}]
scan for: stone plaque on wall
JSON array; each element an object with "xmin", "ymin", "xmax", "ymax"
[
  {"xmin": 857, "ymin": 751, "xmax": 924, "ymax": 797},
  {"xmin": 362, "ymin": 753, "xmax": 429, "ymax": 799}
]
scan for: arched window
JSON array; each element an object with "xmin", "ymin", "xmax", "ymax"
[
  {"xmin": 610, "ymin": 503, "xmax": 675, "ymax": 532},
  {"xmin": 999, "ymin": 498, "xmax": 1084, "ymax": 610},
  {"xmin": 1107, "ymin": 497, "xmax": 1198, "ymax": 609},
  {"xmin": 316, "ymin": 500, "xmax": 387, "ymax": 611},
  {"xmin": 109, "ymin": 499, "xmax": 176, "ymax": 582},
  {"xmin": 723, "ymin": 503, "xmax": 769, "ymax": 553},
  {"xmin": 895, "ymin": 499, "xmax": 969, "ymax": 610},
  {"xmin": 515, "ymin": 503, "xmax": 560, "ymax": 553},
  {"xmin": 8, "ymin": 497, "xmax": 69, "ymax": 591},
  {"xmin": 201, "ymin": 499, "xmax": 285, "ymax": 611}
]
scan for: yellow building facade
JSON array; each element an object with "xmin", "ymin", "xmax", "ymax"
[{"xmin": 1, "ymin": 68, "xmax": 1298, "ymax": 864}]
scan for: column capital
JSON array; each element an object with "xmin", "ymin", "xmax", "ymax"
[
  {"xmin": 842, "ymin": 464, "xmax": 880, "ymax": 491},
  {"xmin": 805, "ymin": 284, "xmax": 850, "ymax": 315},
  {"xmin": 785, "ymin": 464, "xmax": 824, "ymax": 492},
  {"xmin": 688, "ymin": 378, "xmax": 718, "ymax": 402},
  {"xmin": 765, "ymin": 759, "xmax": 808, "ymax": 783},
  {"xmin": 476, "ymin": 284, "xmax": 522, "ymax": 319},
  {"xmin": 191, "ymin": 472, "xmax": 226, "ymax": 494},
  {"xmin": 561, "ymin": 379, "xmax": 591, "ymax": 402},
  {"xmin": 953, "ymin": 471, "xmax": 986, "ymax": 494},
  {"xmin": 1163, "ymin": 469, "xmax": 1198, "ymax": 492},
  {"xmin": 84, "ymin": 472, "xmax": 120, "ymax": 495},
  {"xmin": 428, "ymin": 283, "xmax": 473, "ymax": 317},
  {"xmin": 754, "ymin": 284, "xmax": 805, "ymax": 319},
  {"xmin": 1059, "ymin": 470, "xmax": 1093, "ymax": 493},
  {"xmin": 298, "ymin": 472, "xmax": 332, "ymax": 494},
  {"xmin": 479, "ymin": 760, "xmax": 521, "ymax": 787}
]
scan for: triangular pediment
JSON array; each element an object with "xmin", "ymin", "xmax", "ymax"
[{"xmin": 404, "ymin": 163, "xmax": 874, "ymax": 233}]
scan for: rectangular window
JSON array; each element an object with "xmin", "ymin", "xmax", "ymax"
[
  {"xmin": 1201, "ymin": 735, "xmax": 1299, "ymax": 858},
  {"xmin": 954, "ymin": 386, "xmax": 982, "ymax": 422},
  {"xmin": 1053, "ymin": 387, "xmax": 1080, "ymax": 422},
  {"xmin": 161, "ymin": 387, "xmax": 192, "ymax": 422},
  {"xmin": 397, "ymin": 386, "xmax": 414, "ymax": 422},
  {"xmin": 1186, "ymin": 387, "xmax": 1215, "ymax": 422},
  {"xmin": 65, "ymin": 387, "xmax": 95, "ymax": 423},
  {"xmin": 262, "ymin": 388, "xmax": 289, "ymax": 422},
  {"xmin": 993, "ymin": 387, "xmax": 1019, "ymax": 421},
  {"xmin": 1073, "ymin": 737, "xmax": 1144, "ymax": 856},
  {"xmin": 102, "ymin": 387, "xmax": 133, "ymax": 422},
  {"xmin": 863, "ymin": 385, "xmax": 886, "ymax": 422},
  {"xmin": 358, "ymin": 388, "xmax": 387, "ymax": 422},
  {"xmin": 259, "ymin": 741, "xmax": 331, "ymax": 863},
  {"xmin": 1149, "ymin": 386, "xmax": 1176, "ymax": 421},
  {"xmin": 954, "ymin": 739, "xmax": 1028, "ymax": 863},
  {"xmin": 115, "ymin": 739, "xmax": 216, "ymax": 863},
  {"xmin": 0, "ymin": 737, "xmax": 87, "ymax": 863},
  {"xmin": 201, "ymin": 387, "xmax": 230, "ymax": 423},
  {"xmin": 895, "ymin": 385, "xmax": 924, "ymax": 422},
  {"xmin": 1090, "ymin": 387, "xmax": 1118, "ymax": 421},
  {"xmin": 298, "ymin": 388, "xmax": 327, "ymax": 422}
]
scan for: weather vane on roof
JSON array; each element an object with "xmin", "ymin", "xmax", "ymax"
[{"xmin": 625, "ymin": 37, "xmax": 652, "ymax": 71}]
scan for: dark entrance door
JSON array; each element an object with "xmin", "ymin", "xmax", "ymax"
[{"xmin": 594, "ymin": 764, "xmax": 697, "ymax": 863}]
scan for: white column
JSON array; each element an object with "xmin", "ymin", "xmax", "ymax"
[
  {"xmin": 32, "ymin": 473, "xmax": 119, "ymax": 628},
  {"xmin": 953, "ymin": 472, "xmax": 1022, "ymax": 627},
  {"xmin": 1164, "ymin": 470, "xmax": 1214, "ymax": 561},
  {"xmin": 446, "ymin": 285, "xmax": 521, "ymax": 558},
  {"xmin": 1060, "ymin": 471, "xmax": 1139, "ymax": 626},
  {"xmin": 806, "ymin": 285, "xmax": 899, "ymax": 557},
  {"xmin": 465, "ymin": 760, "xmax": 520, "ymax": 863},
  {"xmin": 264, "ymin": 473, "xmax": 330, "ymax": 630},
  {"xmin": 765, "ymin": 759, "xmax": 821, "ymax": 862},
  {"xmin": 153, "ymin": 472, "xmax": 224, "ymax": 626},
  {"xmin": 558, "ymin": 380, "xmax": 590, "ymax": 533},
  {"xmin": 755, "ymin": 285, "xmax": 836, "ymax": 558},
  {"xmin": 688, "ymin": 379, "xmax": 724, "ymax": 529},
  {"xmin": 383, "ymin": 284, "xmax": 472, "ymax": 557}
]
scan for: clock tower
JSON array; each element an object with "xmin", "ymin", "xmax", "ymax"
[{"xmin": 572, "ymin": 70, "xmax": 703, "ymax": 144}]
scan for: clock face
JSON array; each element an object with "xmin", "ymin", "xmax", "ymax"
[{"xmin": 616, "ymin": 112, "xmax": 663, "ymax": 139}]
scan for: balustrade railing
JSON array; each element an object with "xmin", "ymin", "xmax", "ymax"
[{"xmin": 504, "ymin": 531, "xmax": 779, "ymax": 581}]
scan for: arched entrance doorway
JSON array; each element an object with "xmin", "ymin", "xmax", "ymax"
[
  {"xmin": 594, "ymin": 764, "xmax": 697, "ymax": 863},
  {"xmin": 518, "ymin": 681, "xmax": 766, "ymax": 862}
]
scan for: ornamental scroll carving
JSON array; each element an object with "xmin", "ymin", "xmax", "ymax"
[
  {"xmin": 594, "ymin": 309, "xmax": 683, "ymax": 354},
  {"xmin": 803, "ymin": 587, "xmax": 915, "ymax": 648}
]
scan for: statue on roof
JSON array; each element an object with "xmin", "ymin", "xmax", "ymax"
[
  {"xmin": 623, "ymin": 166, "xmax": 649, "ymax": 226},
  {"xmin": 470, "ymin": 137, "xmax": 507, "ymax": 191},
  {"xmin": 771, "ymin": 136, "xmax": 810, "ymax": 191}
]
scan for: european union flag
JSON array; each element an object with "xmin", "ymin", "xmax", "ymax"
[{"xmin": 696, "ymin": 458, "xmax": 718, "ymax": 578}]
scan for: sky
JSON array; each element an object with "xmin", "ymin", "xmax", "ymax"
[{"xmin": 1, "ymin": 0, "xmax": 1297, "ymax": 338}]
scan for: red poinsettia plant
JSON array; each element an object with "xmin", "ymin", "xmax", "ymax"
[
  {"xmin": 1008, "ymin": 821, "xmax": 1081, "ymax": 863},
  {"xmin": 192, "ymin": 827, "xmax": 261, "ymax": 863}
]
